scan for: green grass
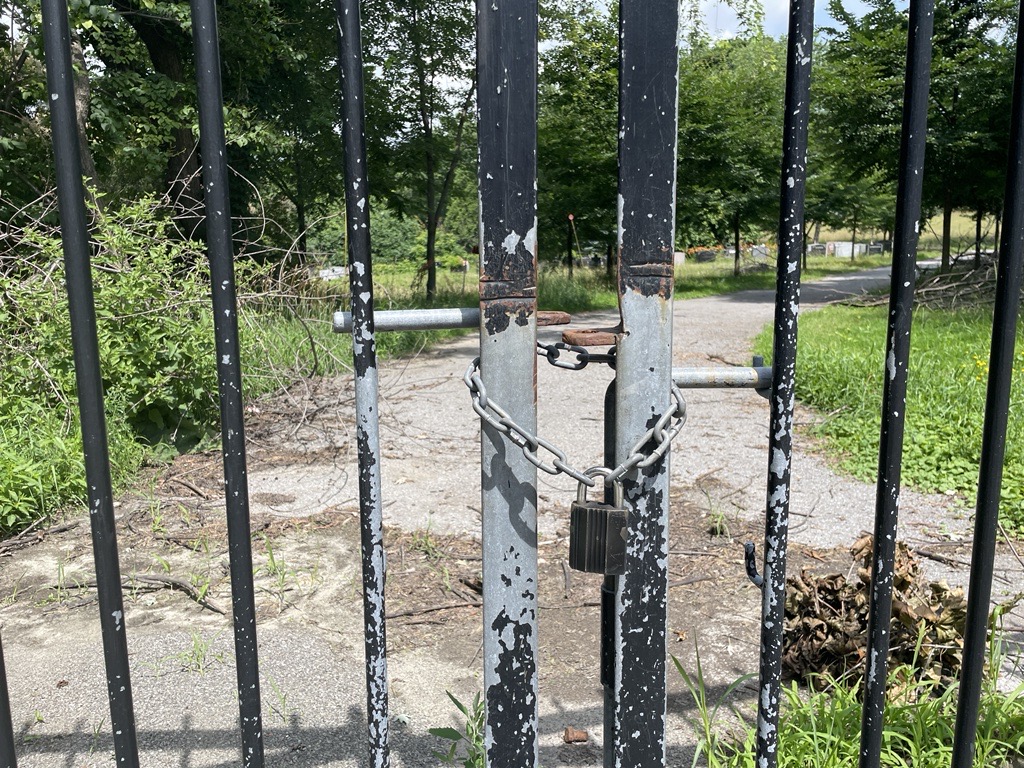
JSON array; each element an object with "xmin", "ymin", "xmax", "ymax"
[
  {"xmin": 679, "ymin": 629, "xmax": 1024, "ymax": 768},
  {"xmin": 674, "ymin": 253, "xmax": 892, "ymax": 300},
  {"xmin": 755, "ymin": 304, "xmax": 1024, "ymax": 532}
]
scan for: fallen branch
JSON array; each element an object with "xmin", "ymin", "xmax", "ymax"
[{"xmin": 386, "ymin": 600, "xmax": 481, "ymax": 620}]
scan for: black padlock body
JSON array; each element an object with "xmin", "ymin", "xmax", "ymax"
[{"xmin": 569, "ymin": 500, "xmax": 628, "ymax": 576}]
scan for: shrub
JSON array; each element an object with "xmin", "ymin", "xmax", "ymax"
[{"xmin": 1, "ymin": 198, "xmax": 217, "ymax": 533}]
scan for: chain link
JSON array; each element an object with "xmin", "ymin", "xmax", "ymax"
[
  {"xmin": 537, "ymin": 341, "xmax": 617, "ymax": 370},
  {"xmin": 463, "ymin": 357, "xmax": 686, "ymax": 488}
]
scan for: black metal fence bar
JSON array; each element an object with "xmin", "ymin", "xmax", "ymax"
[
  {"xmin": 335, "ymin": 0, "xmax": 390, "ymax": 765},
  {"xmin": 951, "ymin": 6, "xmax": 1024, "ymax": 764},
  {"xmin": 477, "ymin": 1, "xmax": 540, "ymax": 765},
  {"xmin": 39, "ymin": 1, "xmax": 140, "ymax": 763},
  {"xmin": 754, "ymin": 0, "xmax": 813, "ymax": 763},
  {"xmin": 0, "ymin": 634, "xmax": 16, "ymax": 768},
  {"xmin": 613, "ymin": 1, "xmax": 679, "ymax": 764},
  {"xmin": 857, "ymin": 2, "xmax": 933, "ymax": 765},
  {"xmin": 188, "ymin": 2, "xmax": 265, "ymax": 764}
]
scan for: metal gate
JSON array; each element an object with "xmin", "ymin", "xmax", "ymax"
[{"xmin": 2, "ymin": 0, "xmax": 1022, "ymax": 765}]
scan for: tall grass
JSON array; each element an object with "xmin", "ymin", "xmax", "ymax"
[
  {"xmin": 679, "ymin": 629, "xmax": 1024, "ymax": 768},
  {"xmin": 755, "ymin": 304, "xmax": 1024, "ymax": 532}
]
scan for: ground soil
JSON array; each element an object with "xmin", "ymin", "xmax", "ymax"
[{"xmin": 1, "ymin": 265, "xmax": 1021, "ymax": 766}]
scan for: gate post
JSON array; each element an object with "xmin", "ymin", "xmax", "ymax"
[
  {"xmin": 476, "ymin": 2, "xmax": 540, "ymax": 766},
  {"xmin": 612, "ymin": 1, "xmax": 679, "ymax": 764}
]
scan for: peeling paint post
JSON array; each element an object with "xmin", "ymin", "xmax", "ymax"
[
  {"xmin": 754, "ymin": 0, "xmax": 814, "ymax": 764},
  {"xmin": 601, "ymin": 382, "xmax": 617, "ymax": 768},
  {"xmin": 335, "ymin": 0, "xmax": 390, "ymax": 765},
  {"xmin": 476, "ymin": 2, "xmax": 540, "ymax": 765},
  {"xmin": 0, "ymin": 634, "xmax": 17, "ymax": 768},
  {"xmin": 857, "ymin": 2, "xmax": 933, "ymax": 766},
  {"xmin": 189, "ymin": 1, "xmax": 265, "ymax": 764},
  {"xmin": 39, "ymin": 1, "xmax": 140, "ymax": 763},
  {"xmin": 950, "ymin": 6, "xmax": 1024, "ymax": 766},
  {"xmin": 612, "ymin": 1, "xmax": 679, "ymax": 765}
]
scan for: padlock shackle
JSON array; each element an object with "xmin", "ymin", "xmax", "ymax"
[{"xmin": 579, "ymin": 466, "xmax": 624, "ymax": 508}]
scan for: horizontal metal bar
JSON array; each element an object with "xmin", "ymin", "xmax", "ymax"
[
  {"xmin": 334, "ymin": 307, "xmax": 478, "ymax": 334},
  {"xmin": 671, "ymin": 366, "xmax": 771, "ymax": 389},
  {"xmin": 333, "ymin": 308, "xmax": 570, "ymax": 334}
]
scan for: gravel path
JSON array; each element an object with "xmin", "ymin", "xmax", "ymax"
[{"xmin": 253, "ymin": 264, "xmax": 1014, "ymax": 593}]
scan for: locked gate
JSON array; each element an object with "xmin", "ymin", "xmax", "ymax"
[{"xmin": 2, "ymin": 0, "xmax": 1023, "ymax": 765}]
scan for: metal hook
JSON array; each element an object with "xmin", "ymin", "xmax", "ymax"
[{"xmin": 744, "ymin": 542, "xmax": 764, "ymax": 588}]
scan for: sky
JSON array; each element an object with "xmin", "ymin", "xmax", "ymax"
[{"xmin": 701, "ymin": 0, "xmax": 873, "ymax": 37}]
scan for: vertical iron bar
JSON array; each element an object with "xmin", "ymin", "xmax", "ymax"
[
  {"xmin": 39, "ymin": 2, "xmax": 140, "ymax": 763},
  {"xmin": 477, "ymin": 1, "xmax": 539, "ymax": 765},
  {"xmin": 951, "ymin": 4, "xmax": 1024, "ymax": 764},
  {"xmin": 613, "ymin": 1, "xmax": 679, "ymax": 765},
  {"xmin": 754, "ymin": 0, "xmax": 814, "ymax": 763},
  {"xmin": 601, "ymin": 382, "xmax": 617, "ymax": 768},
  {"xmin": 858, "ymin": 1, "xmax": 933, "ymax": 765},
  {"xmin": 335, "ymin": 1, "xmax": 390, "ymax": 765},
  {"xmin": 0, "ymin": 634, "xmax": 16, "ymax": 768},
  {"xmin": 189, "ymin": 2, "xmax": 265, "ymax": 765}
]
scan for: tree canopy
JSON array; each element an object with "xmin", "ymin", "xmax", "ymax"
[{"xmin": 2, "ymin": 0, "xmax": 1020, "ymax": 283}]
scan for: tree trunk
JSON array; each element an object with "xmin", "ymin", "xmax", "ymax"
[
  {"xmin": 802, "ymin": 223, "xmax": 809, "ymax": 271},
  {"xmin": 295, "ymin": 154, "xmax": 307, "ymax": 262},
  {"xmin": 566, "ymin": 217, "xmax": 574, "ymax": 278},
  {"xmin": 606, "ymin": 242, "xmax": 614, "ymax": 280},
  {"xmin": 69, "ymin": 35, "xmax": 99, "ymax": 206},
  {"xmin": 733, "ymin": 214, "xmax": 741, "ymax": 277},
  {"xmin": 813, "ymin": 220, "xmax": 821, "ymax": 244},
  {"xmin": 941, "ymin": 195, "xmax": 953, "ymax": 273},
  {"xmin": 994, "ymin": 210, "xmax": 1001, "ymax": 261},
  {"xmin": 425, "ymin": 216, "xmax": 438, "ymax": 299},
  {"xmin": 115, "ymin": 4, "xmax": 201, "ymax": 226},
  {"xmin": 974, "ymin": 207, "xmax": 983, "ymax": 270},
  {"xmin": 850, "ymin": 213, "xmax": 857, "ymax": 263}
]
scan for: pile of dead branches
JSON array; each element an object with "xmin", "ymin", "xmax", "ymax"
[
  {"xmin": 783, "ymin": 534, "xmax": 968, "ymax": 687},
  {"xmin": 844, "ymin": 265, "xmax": 1000, "ymax": 311}
]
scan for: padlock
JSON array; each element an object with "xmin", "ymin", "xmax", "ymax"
[{"xmin": 568, "ymin": 470, "xmax": 628, "ymax": 576}]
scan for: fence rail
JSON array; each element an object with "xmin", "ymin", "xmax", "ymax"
[{"xmin": 2, "ymin": 0, "xmax": 1022, "ymax": 766}]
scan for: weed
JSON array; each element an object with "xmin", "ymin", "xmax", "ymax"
[
  {"xmin": 411, "ymin": 526, "xmax": 454, "ymax": 592},
  {"xmin": 673, "ymin": 642, "xmax": 755, "ymax": 768},
  {"xmin": 679, "ymin": 631, "xmax": 1024, "ymax": 768},
  {"xmin": 265, "ymin": 675, "xmax": 291, "ymax": 724},
  {"xmin": 165, "ymin": 630, "xmax": 226, "ymax": 674},
  {"xmin": 89, "ymin": 716, "xmax": 106, "ymax": 755},
  {"xmin": 255, "ymin": 535, "xmax": 320, "ymax": 605},
  {"xmin": 429, "ymin": 691, "xmax": 485, "ymax": 768}
]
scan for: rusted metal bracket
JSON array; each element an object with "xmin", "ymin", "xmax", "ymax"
[{"xmin": 561, "ymin": 326, "xmax": 621, "ymax": 347}]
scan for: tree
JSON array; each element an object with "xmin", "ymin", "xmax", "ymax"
[
  {"xmin": 361, "ymin": 0, "xmax": 476, "ymax": 300},
  {"xmin": 537, "ymin": 0, "xmax": 618, "ymax": 262},
  {"xmin": 817, "ymin": 0, "xmax": 1016, "ymax": 271},
  {"xmin": 676, "ymin": 33, "xmax": 786, "ymax": 274}
]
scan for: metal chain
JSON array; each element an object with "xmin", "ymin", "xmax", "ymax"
[
  {"xmin": 463, "ymin": 357, "xmax": 686, "ymax": 488},
  {"xmin": 537, "ymin": 341, "xmax": 617, "ymax": 370}
]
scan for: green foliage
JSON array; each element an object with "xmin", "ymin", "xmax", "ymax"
[
  {"xmin": 0, "ymin": 199, "xmax": 220, "ymax": 532},
  {"xmin": 538, "ymin": 0, "xmax": 619, "ymax": 257},
  {"xmin": 429, "ymin": 691, "xmax": 485, "ymax": 768},
  {"xmin": 371, "ymin": 207, "xmax": 422, "ymax": 265},
  {"xmin": 412, "ymin": 229, "xmax": 469, "ymax": 271},
  {"xmin": 755, "ymin": 304, "xmax": 1024, "ymax": 532},
  {"xmin": 679, "ymin": 636, "xmax": 1024, "ymax": 768},
  {"xmin": 0, "ymin": 197, "xmax": 354, "ymax": 535}
]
